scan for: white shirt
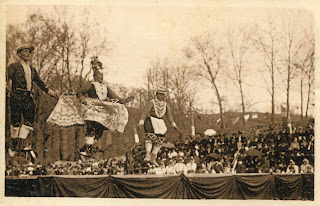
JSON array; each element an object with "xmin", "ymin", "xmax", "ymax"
[
  {"xmin": 166, "ymin": 165, "xmax": 176, "ymax": 174},
  {"xmin": 174, "ymin": 162, "xmax": 186, "ymax": 174},
  {"xmin": 155, "ymin": 167, "xmax": 164, "ymax": 175},
  {"xmin": 20, "ymin": 59, "xmax": 32, "ymax": 91},
  {"xmin": 186, "ymin": 162, "xmax": 197, "ymax": 173},
  {"xmin": 92, "ymin": 82, "xmax": 108, "ymax": 100}
]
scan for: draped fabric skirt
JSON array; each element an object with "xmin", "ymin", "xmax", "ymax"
[{"xmin": 47, "ymin": 95, "xmax": 129, "ymax": 133}]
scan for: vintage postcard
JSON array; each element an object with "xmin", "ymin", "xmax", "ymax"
[{"xmin": 0, "ymin": 0, "xmax": 319, "ymax": 205}]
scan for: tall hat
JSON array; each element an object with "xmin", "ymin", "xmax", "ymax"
[
  {"xmin": 91, "ymin": 56, "xmax": 103, "ymax": 75},
  {"xmin": 156, "ymin": 85, "xmax": 166, "ymax": 94},
  {"xmin": 17, "ymin": 46, "xmax": 35, "ymax": 53}
]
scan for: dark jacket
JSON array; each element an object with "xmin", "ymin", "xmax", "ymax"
[{"xmin": 7, "ymin": 62, "xmax": 49, "ymax": 100}]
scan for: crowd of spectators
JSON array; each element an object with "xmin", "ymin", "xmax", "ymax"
[{"xmin": 5, "ymin": 122, "xmax": 314, "ymax": 176}]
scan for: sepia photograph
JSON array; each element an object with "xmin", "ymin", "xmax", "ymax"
[{"xmin": 0, "ymin": 0, "xmax": 318, "ymax": 204}]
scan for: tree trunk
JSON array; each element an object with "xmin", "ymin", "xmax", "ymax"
[
  {"xmin": 305, "ymin": 79, "xmax": 311, "ymax": 118},
  {"xmin": 271, "ymin": 58, "xmax": 275, "ymax": 123},
  {"xmin": 212, "ymin": 82, "xmax": 225, "ymax": 129},
  {"xmin": 300, "ymin": 76, "xmax": 303, "ymax": 120},
  {"xmin": 286, "ymin": 67, "xmax": 290, "ymax": 124},
  {"xmin": 239, "ymin": 81, "xmax": 246, "ymax": 128}
]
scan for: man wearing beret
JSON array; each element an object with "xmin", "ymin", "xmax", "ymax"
[{"xmin": 6, "ymin": 46, "xmax": 57, "ymax": 158}]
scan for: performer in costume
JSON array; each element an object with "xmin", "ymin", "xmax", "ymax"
[
  {"xmin": 6, "ymin": 46, "xmax": 58, "ymax": 158},
  {"xmin": 139, "ymin": 86, "xmax": 181, "ymax": 166},
  {"xmin": 77, "ymin": 57, "xmax": 134, "ymax": 157}
]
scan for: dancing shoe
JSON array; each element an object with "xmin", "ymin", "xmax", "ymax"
[{"xmin": 144, "ymin": 153, "xmax": 151, "ymax": 161}]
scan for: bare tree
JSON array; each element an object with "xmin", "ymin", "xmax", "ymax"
[
  {"xmin": 304, "ymin": 27, "xmax": 315, "ymax": 118},
  {"xmin": 185, "ymin": 34, "xmax": 226, "ymax": 128},
  {"xmin": 226, "ymin": 25, "xmax": 252, "ymax": 127},
  {"xmin": 253, "ymin": 16, "xmax": 281, "ymax": 123},
  {"xmin": 278, "ymin": 12, "xmax": 306, "ymax": 123},
  {"xmin": 169, "ymin": 61, "xmax": 195, "ymax": 128},
  {"xmin": 304, "ymin": 48, "xmax": 314, "ymax": 118}
]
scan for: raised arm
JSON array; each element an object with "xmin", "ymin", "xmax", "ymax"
[
  {"xmin": 32, "ymin": 67, "xmax": 49, "ymax": 93},
  {"xmin": 33, "ymin": 67, "xmax": 57, "ymax": 97},
  {"xmin": 107, "ymin": 87, "xmax": 124, "ymax": 103},
  {"xmin": 108, "ymin": 87, "xmax": 135, "ymax": 104}
]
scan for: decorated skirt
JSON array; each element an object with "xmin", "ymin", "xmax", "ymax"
[
  {"xmin": 81, "ymin": 97, "xmax": 129, "ymax": 133},
  {"xmin": 47, "ymin": 93, "xmax": 85, "ymax": 127},
  {"xmin": 47, "ymin": 95, "xmax": 129, "ymax": 133}
]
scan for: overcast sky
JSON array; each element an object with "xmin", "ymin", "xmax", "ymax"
[{"xmin": 5, "ymin": 2, "xmax": 315, "ymax": 115}]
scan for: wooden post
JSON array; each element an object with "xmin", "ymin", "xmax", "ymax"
[{"xmin": 191, "ymin": 111, "xmax": 195, "ymax": 137}]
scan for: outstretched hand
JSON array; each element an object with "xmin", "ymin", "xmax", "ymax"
[
  {"xmin": 138, "ymin": 120, "xmax": 144, "ymax": 129},
  {"xmin": 48, "ymin": 89, "xmax": 59, "ymax": 98},
  {"xmin": 175, "ymin": 126, "xmax": 182, "ymax": 135}
]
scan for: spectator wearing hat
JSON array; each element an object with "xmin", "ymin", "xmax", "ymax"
[
  {"xmin": 301, "ymin": 158, "xmax": 313, "ymax": 173},
  {"xmin": 139, "ymin": 85, "xmax": 181, "ymax": 166},
  {"xmin": 77, "ymin": 57, "xmax": 134, "ymax": 157},
  {"xmin": 286, "ymin": 159, "xmax": 299, "ymax": 174},
  {"xmin": 6, "ymin": 46, "xmax": 58, "ymax": 158}
]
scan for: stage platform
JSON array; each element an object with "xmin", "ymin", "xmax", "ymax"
[{"xmin": 5, "ymin": 173, "xmax": 313, "ymax": 199}]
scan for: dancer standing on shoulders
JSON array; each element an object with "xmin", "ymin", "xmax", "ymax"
[
  {"xmin": 77, "ymin": 57, "xmax": 134, "ymax": 158},
  {"xmin": 138, "ymin": 86, "xmax": 181, "ymax": 166}
]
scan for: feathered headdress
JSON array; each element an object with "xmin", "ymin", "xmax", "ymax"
[{"xmin": 91, "ymin": 56, "xmax": 103, "ymax": 75}]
